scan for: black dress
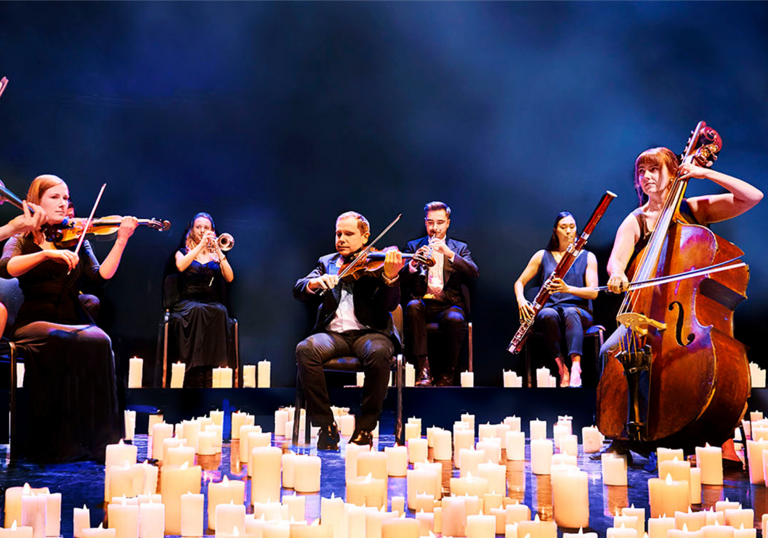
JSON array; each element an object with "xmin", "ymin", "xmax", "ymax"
[
  {"xmin": 0, "ymin": 234, "xmax": 120, "ymax": 463},
  {"xmin": 169, "ymin": 249, "xmax": 235, "ymax": 380}
]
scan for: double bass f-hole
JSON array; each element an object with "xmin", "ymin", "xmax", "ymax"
[{"xmin": 668, "ymin": 301, "xmax": 695, "ymax": 347}]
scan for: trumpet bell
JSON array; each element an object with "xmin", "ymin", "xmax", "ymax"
[{"xmin": 217, "ymin": 233, "xmax": 235, "ymax": 251}]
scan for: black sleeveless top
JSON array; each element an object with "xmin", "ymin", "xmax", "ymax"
[
  {"xmin": 629, "ymin": 198, "xmax": 701, "ymax": 263},
  {"xmin": 533, "ymin": 250, "xmax": 592, "ymax": 312}
]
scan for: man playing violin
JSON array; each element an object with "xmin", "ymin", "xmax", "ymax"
[
  {"xmin": 402, "ymin": 201, "xmax": 479, "ymax": 386},
  {"xmin": 294, "ymin": 211, "xmax": 404, "ymax": 449}
]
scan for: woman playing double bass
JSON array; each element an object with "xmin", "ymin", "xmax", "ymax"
[{"xmin": 601, "ymin": 145, "xmax": 762, "ymax": 460}]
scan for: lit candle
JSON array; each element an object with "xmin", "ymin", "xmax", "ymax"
[
  {"xmin": 166, "ymin": 446, "xmax": 195, "ymax": 468},
  {"xmin": 724, "ymin": 509, "xmax": 754, "ymax": 530},
  {"xmin": 552, "ymin": 466, "xmax": 589, "ymax": 529},
  {"xmin": 170, "ymin": 363, "xmax": 185, "ymax": 388},
  {"xmin": 161, "ymin": 463, "xmax": 202, "ymax": 535},
  {"xmin": 649, "ymin": 474, "xmax": 690, "ymax": 518},
  {"xmin": 676, "ymin": 510, "xmax": 708, "ymax": 532},
  {"xmin": 339, "ymin": 415, "xmax": 356, "ymax": 436},
  {"xmin": 461, "ymin": 371, "xmax": 474, "ymax": 387},
  {"xmin": 219, "ymin": 367, "xmax": 233, "ymax": 388},
  {"xmin": 179, "ymin": 493, "xmax": 204, "ymax": 537},
  {"xmin": 293, "ymin": 455, "xmax": 322, "ymax": 493},
  {"xmin": 243, "ymin": 365, "xmax": 256, "ymax": 388},
  {"xmin": 450, "ymin": 472, "xmax": 489, "ymax": 497},
  {"xmin": 658, "ymin": 448, "xmax": 685, "ymax": 464},
  {"xmin": 466, "ymin": 514, "xmax": 495, "ymax": 538},
  {"xmin": 536, "ymin": 367, "xmax": 550, "ymax": 388},
  {"xmin": 82, "ymin": 526, "xmax": 116, "ymax": 538},
  {"xmin": 582, "ymin": 426, "xmax": 604, "ymax": 453},
  {"xmin": 238, "ymin": 424, "xmax": 262, "ymax": 463},
  {"xmin": 384, "ymin": 446, "xmax": 408, "ymax": 477},
  {"xmin": 20, "ymin": 487, "xmax": 46, "ymax": 538},
  {"xmin": 320, "ymin": 496, "xmax": 344, "ymax": 536},
  {"xmin": 454, "ymin": 427, "xmax": 475, "ymax": 467},
  {"xmin": 415, "ymin": 510, "xmax": 434, "ymax": 535},
  {"xmin": 602, "ymin": 453, "xmax": 628, "ymax": 486},
  {"xmin": 404, "ymin": 423, "xmax": 420, "ymax": 443},
  {"xmin": 476, "ymin": 438, "xmax": 502, "ymax": 464},
  {"xmin": 405, "ymin": 363, "xmax": 415, "ymax": 387},
  {"xmin": 346, "ymin": 474, "xmax": 387, "ymax": 509},
  {"xmin": 44, "ymin": 492, "xmax": 61, "ymax": 537},
  {"xmin": 733, "ymin": 525, "xmax": 756, "ymax": 538},
  {"xmin": 529, "ymin": 419, "xmax": 547, "ymax": 441},
  {"xmin": 282, "ymin": 494, "xmax": 305, "ymax": 522},
  {"xmin": 517, "ymin": 514, "xmax": 557, "ymax": 538},
  {"xmin": 247, "ymin": 432, "xmax": 273, "ymax": 476},
  {"xmin": 357, "ymin": 450, "xmax": 388, "ymax": 479},
  {"xmin": 690, "ymin": 467, "xmax": 702, "ymax": 505},
  {"xmin": 197, "ymin": 432, "xmax": 216, "ymax": 456},
  {"xmin": 250, "ymin": 447, "xmax": 282, "ymax": 504},
  {"xmin": 107, "ymin": 500, "xmax": 138, "ymax": 538},
  {"xmin": 124, "ymin": 411, "xmax": 136, "ymax": 442},
  {"xmin": 460, "ymin": 448, "xmax": 485, "ymax": 477},
  {"xmin": 73, "ymin": 505, "xmax": 90, "ymax": 538},
  {"xmin": 345, "ymin": 443, "xmax": 371, "ymax": 481},
  {"xmin": 181, "ymin": 419, "xmax": 201, "ymax": 453},
  {"xmin": 649, "ymin": 516, "xmax": 676, "ymax": 538},
  {"xmin": 504, "ymin": 416, "xmax": 522, "ymax": 431},
  {"xmin": 560, "ymin": 435, "xmax": 579, "ymax": 457},
  {"xmin": 696, "ymin": 444, "xmax": 723, "ymax": 485},
  {"xmin": 406, "ymin": 468, "xmax": 439, "ymax": 510},
  {"xmin": 104, "ymin": 441, "xmax": 138, "ymax": 501},
  {"xmin": 381, "ymin": 517, "xmax": 419, "ymax": 538},
  {"xmin": 215, "ymin": 503, "xmax": 246, "ymax": 536},
  {"xmin": 607, "ymin": 524, "xmax": 638, "ymax": 538},
  {"xmin": 258, "ymin": 360, "xmax": 271, "ymax": 388},
  {"xmin": 530, "ymin": 439, "xmax": 553, "ymax": 475},
  {"xmin": 506, "ymin": 431, "xmax": 525, "ymax": 461},
  {"xmin": 407, "ymin": 438, "xmax": 428, "ymax": 464},
  {"xmin": 207, "ymin": 476, "xmax": 246, "ymax": 530},
  {"xmin": 505, "ymin": 502, "xmax": 531, "ymax": 525},
  {"xmin": 432, "ymin": 429, "xmax": 452, "ymax": 461},
  {"xmin": 622, "ymin": 506, "xmax": 645, "ymax": 538},
  {"xmin": 415, "ymin": 462, "xmax": 443, "ymax": 500},
  {"xmin": 477, "ymin": 462, "xmax": 507, "ymax": 496},
  {"xmin": 128, "ymin": 357, "xmax": 143, "ymax": 389},
  {"xmin": 442, "ymin": 497, "xmax": 467, "ymax": 538},
  {"xmin": 137, "ymin": 501, "xmax": 163, "ymax": 538}
]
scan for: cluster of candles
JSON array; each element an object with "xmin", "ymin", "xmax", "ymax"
[
  {"xmin": 126, "ymin": 358, "xmax": 273, "ymax": 389},
  {"xmin": 9, "ymin": 406, "xmax": 768, "ymax": 538},
  {"xmin": 535, "ymin": 368, "xmax": 558, "ymax": 388}
]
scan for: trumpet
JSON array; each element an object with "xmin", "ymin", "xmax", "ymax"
[{"xmin": 216, "ymin": 233, "xmax": 235, "ymax": 252}]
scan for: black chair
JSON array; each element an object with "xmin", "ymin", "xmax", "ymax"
[
  {"xmin": 157, "ymin": 273, "xmax": 240, "ymax": 388},
  {"xmin": 292, "ymin": 305, "xmax": 405, "ymax": 446},
  {"xmin": 0, "ymin": 277, "xmax": 29, "ymax": 460},
  {"xmin": 523, "ymin": 324, "xmax": 605, "ymax": 387}
]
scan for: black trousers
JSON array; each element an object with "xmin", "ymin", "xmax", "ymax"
[
  {"xmin": 295, "ymin": 330, "xmax": 393, "ymax": 431},
  {"xmin": 405, "ymin": 298, "xmax": 466, "ymax": 376}
]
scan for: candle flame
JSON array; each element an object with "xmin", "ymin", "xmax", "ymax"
[
  {"xmin": 181, "ymin": 461, "xmax": 189, "ymax": 470},
  {"xmin": 311, "ymin": 519, "xmax": 320, "ymax": 526},
  {"xmin": 11, "ymin": 521, "xmax": 17, "ymax": 530},
  {"xmin": 83, "ymin": 505, "xmax": 87, "ymax": 510},
  {"xmin": 232, "ymin": 527, "xmax": 240, "ymax": 536},
  {"xmin": 22, "ymin": 483, "xmax": 31, "ymax": 495},
  {"xmin": 98, "ymin": 524, "xmax": 104, "ymax": 530},
  {"xmin": 223, "ymin": 475, "xmax": 229, "ymax": 485},
  {"xmin": 534, "ymin": 514, "xmax": 540, "ymax": 522},
  {"xmin": 578, "ymin": 529, "xmax": 584, "ymax": 535},
  {"xmin": 665, "ymin": 473, "xmax": 674, "ymax": 485},
  {"xmin": 740, "ymin": 524, "xmax": 745, "ymax": 531},
  {"xmin": 682, "ymin": 524, "xmax": 689, "ymax": 532},
  {"xmin": 620, "ymin": 523, "xmax": 626, "ymax": 529}
]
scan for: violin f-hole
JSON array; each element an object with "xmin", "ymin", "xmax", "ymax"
[{"xmin": 668, "ymin": 301, "xmax": 695, "ymax": 346}]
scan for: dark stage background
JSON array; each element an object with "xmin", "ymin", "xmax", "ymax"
[{"xmin": 1, "ymin": 2, "xmax": 766, "ymax": 388}]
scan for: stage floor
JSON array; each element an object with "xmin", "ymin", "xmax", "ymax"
[{"xmin": 0, "ymin": 430, "xmax": 761, "ymax": 537}]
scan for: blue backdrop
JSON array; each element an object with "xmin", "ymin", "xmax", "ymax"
[{"xmin": 1, "ymin": 2, "xmax": 766, "ymax": 387}]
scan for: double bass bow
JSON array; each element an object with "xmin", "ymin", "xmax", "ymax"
[
  {"xmin": 596, "ymin": 122, "xmax": 751, "ymax": 450},
  {"xmin": 508, "ymin": 191, "xmax": 617, "ymax": 354}
]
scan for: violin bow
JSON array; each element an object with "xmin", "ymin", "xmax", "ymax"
[
  {"xmin": 317, "ymin": 213, "xmax": 402, "ymax": 296},
  {"xmin": 0, "ymin": 77, "xmax": 8, "ymax": 100},
  {"xmin": 70, "ymin": 183, "xmax": 107, "ymax": 269}
]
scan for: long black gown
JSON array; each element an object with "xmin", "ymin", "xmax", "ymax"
[
  {"xmin": 169, "ymin": 250, "xmax": 235, "ymax": 382},
  {"xmin": 0, "ymin": 234, "xmax": 120, "ymax": 463}
]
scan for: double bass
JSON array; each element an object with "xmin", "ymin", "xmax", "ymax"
[{"xmin": 596, "ymin": 122, "xmax": 751, "ymax": 451}]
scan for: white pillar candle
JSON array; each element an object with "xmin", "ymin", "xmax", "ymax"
[
  {"xmin": 701, "ymin": 523, "xmax": 735, "ymax": 538},
  {"xmin": 243, "ymin": 365, "xmax": 257, "ymax": 388},
  {"xmin": 294, "ymin": 455, "xmax": 322, "ymax": 493},
  {"xmin": 432, "ymin": 429, "xmax": 452, "ymax": 461},
  {"xmin": 381, "ymin": 517, "xmax": 418, "ymax": 538},
  {"xmin": 552, "ymin": 454, "xmax": 577, "ymax": 467},
  {"xmin": 724, "ymin": 509, "xmax": 754, "ymax": 529},
  {"xmin": 676, "ymin": 511, "xmax": 708, "ymax": 532},
  {"xmin": 582, "ymin": 426, "xmax": 604, "ymax": 453},
  {"xmin": 551, "ymin": 466, "xmax": 589, "ymax": 528},
  {"xmin": 150, "ymin": 423, "xmax": 173, "ymax": 462},
  {"xmin": 441, "ymin": 497, "xmax": 467, "ymax": 538},
  {"xmin": 658, "ymin": 448, "xmax": 686, "ymax": 464},
  {"xmin": 346, "ymin": 474, "xmax": 387, "ymax": 508},
  {"xmin": 505, "ymin": 502, "xmax": 531, "ymax": 525},
  {"xmin": 43, "ymin": 493, "xmax": 61, "ymax": 537},
  {"xmin": 461, "ymin": 413, "xmax": 475, "ymax": 433},
  {"xmin": 622, "ymin": 506, "xmax": 646, "ymax": 538},
  {"xmin": 107, "ymin": 501, "xmax": 139, "ymax": 538},
  {"xmin": 21, "ymin": 491, "xmax": 46, "ymax": 538},
  {"xmin": 207, "ymin": 476, "xmax": 245, "ymax": 530},
  {"xmin": 181, "ymin": 419, "xmax": 201, "ymax": 453},
  {"xmin": 82, "ymin": 527, "xmax": 115, "ymax": 538},
  {"xmin": 602, "ymin": 453, "xmax": 629, "ymax": 486},
  {"xmin": 273, "ymin": 409, "xmax": 288, "ymax": 437},
  {"xmin": 252, "ymin": 500, "xmax": 282, "ymax": 522},
  {"xmin": 530, "ymin": 439, "xmax": 553, "ymax": 475},
  {"xmin": 258, "ymin": 360, "xmax": 271, "ymax": 388},
  {"xmin": 459, "ymin": 448, "xmax": 485, "ymax": 477},
  {"xmin": 345, "ymin": 443, "xmax": 371, "ymax": 481},
  {"xmin": 247, "ymin": 432, "xmax": 273, "ymax": 476},
  {"xmin": 404, "ymin": 423, "xmax": 420, "ymax": 443},
  {"xmin": 466, "ymin": 514, "xmax": 495, "ymax": 538},
  {"xmin": 696, "ymin": 445, "xmax": 723, "ymax": 485},
  {"xmin": 461, "ymin": 371, "xmax": 474, "ymax": 387},
  {"xmin": 170, "ymin": 362, "xmax": 185, "ymax": 388},
  {"xmin": 128, "ymin": 358, "xmax": 143, "ymax": 389},
  {"xmin": 355, "ymin": 372, "xmax": 365, "ymax": 387},
  {"xmin": 413, "ymin": 493, "xmax": 434, "ymax": 513},
  {"xmin": 263, "ymin": 521, "xmax": 290, "ymax": 538},
  {"xmin": 138, "ymin": 502, "xmax": 163, "ymax": 538},
  {"xmin": 123, "ymin": 411, "xmax": 136, "ymax": 442},
  {"xmin": 454, "ymin": 428, "xmax": 475, "ymax": 467},
  {"xmin": 215, "ymin": 503, "xmax": 246, "ymax": 536},
  {"xmin": 320, "ymin": 496, "xmax": 345, "ymax": 538},
  {"xmin": 179, "ymin": 493, "xmax": 203, "ymax": 537},
  {"xmin": 105, "ymin": 441, "xmax": 138, "ymax": 501},
  {"xmin": 166, "ymin": 446, "xmax": 195, "ymax": 468},
  {"xmin": 406, "ymin": 468, "xmax": 438, "ymax": 510},
  {"xmin": 251, "ymin": 447, "xmax": 282, "ymax": 504},
  {"xmin": 733, "ymin": 527, "xmax": 756, "ymax": 538},
  {"xmin": 450, "ymin": 473, "xmax": 489, "ymax": 497},
  {"xmin": 649, "ymin": 516, "xmax": 676, "ymax": 538},
  {"xmin": 535, "ymin": 367, "xmax": 550, "ymax": 388},
  {"xmin": 384, "ymin": 446, "xmax": 408, "ymax": 477},
  {"xmin": 339, "ymin": 415, "xmax": 356, "ymax": 436},
  {"xmin": 197, "ymin": 432, "xmax": 216, "ymax": 456},
  {"xmin": 615, "ymin": 516, "xmax": 640, "ymax": 534},
  {"xmin": 477, "ymin": 462, "xmax": 506, "ymax": 496},
  {"xmin": 415, "ymin": 462, "xmax": 443, "ymax": 500},
  {"xmin": 405, "ymin": 363, "xmax": 415, "ymax": 387},
  {"xmin": 506, "ymin": 431, "xmax": 526, "ymax": 461},
  {"xmin": 161, "ymin": 463, "xmax": 202, "ymax": 535},
  {"xmin": 690, "ymin": 467, "xmax": 702, "ymax": 505},
  {"xmin": 649, "ymin": 474, "xmax": 690, "ymax": 518},
  {"xmin": 659, "ymin": 457, "xmax": 691, "ymax": 482},
  {"xmin": 205, "ymin": 424, "xmax": 223, "ymax": 451},
  {"xmin": 73, "ymin": 506, "xmax": 90, "ymax": 538},
  {"xmin": 282, "ymin": 494, "xmax": 305, "ymax": 523},
  {"xmin": 504, "ymin": 416, "xmax": 522, "ymax": 432},
  {"xmin": 530, "ymin": 419, "xmax": 547, "ymax": 440},
  {"xmin": 607, "ymin": 525, "xmax": 638, "ymax": 538},
  {"xmin": 238, "ymin": 424, "xmax": 262, "ymax": 463},
  {"xmin": 407, "ymin": 438, "xmax": 428, "ymax": 464},
  {"xmin": 477, "ymin": 439, "xmax": 502, "ymax": 464},
  {"xmin": 503, "ymin": 370, "xmax": 514, "ymax": 388},
  {"xmin": 220, "ymin": 367, "xmax": 233, "ymax": 388}
]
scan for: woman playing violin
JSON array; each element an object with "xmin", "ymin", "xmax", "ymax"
[
  {"xmin": 169, "ymin": 212, "xmax": 234, "ymax": 388},
  {"xmin": 0, "ymin": 174, "xmax": 138, "ymax": 463},
  {"xmin": 514, "ymin": 211, "xmax": 598, "ymax": 387}
]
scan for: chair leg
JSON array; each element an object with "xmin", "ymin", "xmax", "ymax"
[
  {"xmin": 524, "ymin": 342, "xmax": 533, "ymax": 388},
  {"xmin": 395, "ymin": 354, "xmax": 404, "ymax": 445},
  {"xmin": 9, "ymin": 343, "xmax": 17, "ymax": 461},
  {"xmin": 292, "ymin": 375, "xmax": 303, "ymax": 446},
  {"xmin": 468, "ymin": 322, "xmax": 474, "ymax": 373},
  {"xmin": 234, "ymin": 321, "xmax": 240, "ymax": 388}
]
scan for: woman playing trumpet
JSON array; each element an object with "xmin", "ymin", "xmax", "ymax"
[{"xmin": 170, "ymin": 212, "xmax": 235, "ymax": 387}]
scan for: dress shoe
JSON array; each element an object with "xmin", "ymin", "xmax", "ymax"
[
  {"xmin": 349, "ymin": 428, "xmax": 374, "ymax": 446},
  {"xmin": 415, "ymin": 357, "xmax": 432, "ymax": 386},
  {"xmin": 317, "ymin": 423, "xmax": 340, "ymax": 451}
]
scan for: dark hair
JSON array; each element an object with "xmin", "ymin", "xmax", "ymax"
[
  {"xmin": 545, "ymin": 211, "xmax": 575, "ymax": 251},
  {"xmin": 423, "ymin": 201, "xmax": 451, "ymax": 219}
]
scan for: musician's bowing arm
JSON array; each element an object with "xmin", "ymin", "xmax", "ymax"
[{"xmin": 606, "ymin": 214, "xmax": 642, "ymax": 294}]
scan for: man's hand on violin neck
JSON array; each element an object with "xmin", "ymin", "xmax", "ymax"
[
  {"xmin": 383, "ymin": 249, "xmax": 404, "ymax": 279},
  {"xmin": 309, "ymin": 273, "xmax": 339, "ymax": 292}
]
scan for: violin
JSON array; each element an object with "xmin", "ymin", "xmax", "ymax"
[
  {"xmin": 46, "ymin": 216, "xmax": 171, "ymax": 246},
  {"xmin": 338, "ymin": 247, "xmax": 435, "ymax": 283}
]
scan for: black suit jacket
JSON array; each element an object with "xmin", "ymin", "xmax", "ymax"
[
  {"xmin": 402, "ymin": 237, "xmax": 478, "ymax": 314},
  {"xmin": 293, "ymin": 253, "xmax": 402, "ymax": 349}
]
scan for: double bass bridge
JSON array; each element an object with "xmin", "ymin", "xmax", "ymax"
[{"xmin": 616, "ymin": 312, "xmax": 667, "ymax": 337}]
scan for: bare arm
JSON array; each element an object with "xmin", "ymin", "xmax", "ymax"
[
  {"xmin": 606, "ymin": 214, "xmax": 641, "ymax": 293},
  {"xmin": 514, "ymin": 250, "xmax": 544, "ymax": 320},
  {"xmin": 547, "ymin": 252, "xmax": 599, "ymax": 299},
  {"xmin": 682, "ymin": 164, "xmax": 764, "ymax": 224},
  {"xmin": 98, "ymin": 217, "xmax": 138, "ymax": 279}
]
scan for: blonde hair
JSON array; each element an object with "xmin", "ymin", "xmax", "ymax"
[{"xmin": 27, "ymin": 175, "xmax": 67, "ymax": 243}]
